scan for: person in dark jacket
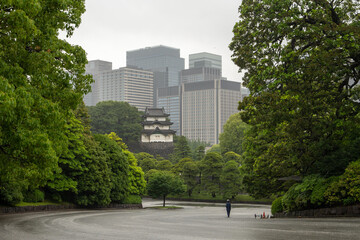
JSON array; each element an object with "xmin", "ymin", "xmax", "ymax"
[{"xmin": 226, "ymin": 199, "xmax": 231, "ymax": 217}]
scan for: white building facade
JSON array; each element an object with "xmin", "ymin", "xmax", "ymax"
[
  {"xmin": 181, "ymin": 79, "xmax": 241, "ymax": 145},
  {"xmin": 141, "ymin": 107, "xmax": 176, "ymax": 143},
  {"xmin": 84, "ymin": 60, "xmax": 153, "ymax": 112}
]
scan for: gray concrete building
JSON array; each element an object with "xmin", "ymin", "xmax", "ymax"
[
  {"xmin": 83, "ymin": 60, "xmax": 153, "ymax": 112},
  {"xmin": 181, "ymin": 79, "xmax": 242, "ymax": 145},
  {"xmin": 126, "ymin": 45, "xmax": 185, "ymax": 107},
  {"xmin": 181, "ymin": 67, "xmax": 222, "ymax": 84},
  {"xmin": 84, "ymin": 60, "xmax": 112, "ymax": 106}
]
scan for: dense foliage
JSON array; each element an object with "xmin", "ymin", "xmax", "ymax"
[
  {"xmin": 87, "ymin": 101, "xmax": 143, "ymax": 148},
  {"xmin": 136, "ymin": 150, "xmax": 245, "ymax": 199},
  {"xmin": 171, "ymin": 136, "xmax": 191, "ymax": 163},
  {"xmin": 219, "ymin": 113, "xmax": 249, "ymax": 155},
  {"xmin": 147, "ymin": 171, "xmax": 186, "ymax": 207},
  {"xmin": 0, "ymin": 1, "xmax": 146, "ymax": 207},
  {"xmin": 0, "ymin": 0, "xmax": 92, "ymax": 205},
  {"xmin": 230, "ymin": 0, "xmax": 360, "ymax": 199},
  {"xmin": 272, "ymin": 160, "xmax": 360, "ymax": 213}
]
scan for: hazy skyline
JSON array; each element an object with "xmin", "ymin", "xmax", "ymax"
[{"xmin": 61, "ymin": 0, "xmax": 243, "ymax": 83}]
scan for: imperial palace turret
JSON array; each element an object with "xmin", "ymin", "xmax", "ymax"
[
  {"xmin": 141, "ymin": 107, "xmax": 175, "ymax": 143},
  {"xmin": 140, "ymin": 107, "xmax": 175, "ymax": 158}
]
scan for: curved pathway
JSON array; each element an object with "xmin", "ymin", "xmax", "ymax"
[{"xmin": 0, "ymin": 199, "xmax": 359, "ymax": 239}]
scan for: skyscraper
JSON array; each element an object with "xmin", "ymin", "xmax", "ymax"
[
  {"xmin": 158, "ymin": 52, "xmax": 224, "ymax": 135},
  {"xmin": 84, "ymin": 60, "xmax": 112, "ymax": 106},
  {"xmin": 126, "ymin": 45, "xmax": 185, "ymax": 106},
  {"xmin": 84, "ymin": 60, "xmax": 153, "ymax": 111},
  {"xmin": 157, "ymin": 86, "xmax": 181, "ymax": 133},
  {"xmin": 189, "ymin": 52, "xmax": 222, "ymax": 70},
  {"xmin": 181, "ymin": 79, "xmax": 242, "ymax": 145}
]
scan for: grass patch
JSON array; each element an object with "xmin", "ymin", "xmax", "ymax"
[{"xmin": 15, "ymin": 201, "xmax": 65, "ymax": 207}]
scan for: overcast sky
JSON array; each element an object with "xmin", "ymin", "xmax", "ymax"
[{"xmin": 63, "ymin": 0, "xmax": 243, "ymax": 82}]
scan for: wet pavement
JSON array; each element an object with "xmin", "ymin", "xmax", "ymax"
[{"xmin": 0, "ymin": 198, "xmax": 359, "ymax": 239}]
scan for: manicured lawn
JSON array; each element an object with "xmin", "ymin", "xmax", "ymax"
[{"xmin": 15, "ymin": 201, "xmax": 64, "ymax": 207}]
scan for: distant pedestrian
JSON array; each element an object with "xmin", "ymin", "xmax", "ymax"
[{"xmin": 226, "ymin": 199, "xmax": 231, "ymax": 218}]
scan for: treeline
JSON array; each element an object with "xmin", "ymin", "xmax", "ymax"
[
  {"xmin": 1, "ymin": 103, "xmax": 146, "ymax": 206},
  {"xmin": 0, "ymin": 1, "xmax": 145, "ymax": 207},
  {"xmin": 272, "ymin": 160, "xmax": 360, "ymax": 214},
  {"xmin": 228, "ymin": 0, "xmax": 360, "ymax": 214},
  {"xmin": 135, "ymin": 137, "xmax": 244, "ymax": 200}
]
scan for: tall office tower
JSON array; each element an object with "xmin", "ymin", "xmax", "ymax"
[
  {"xmin": 157, "ymin": 86, "xmax": 181, "ymax": 133},
  {"xmin": 126, "ymin": 45, "xmax": 185, "ymax": 106},
  {"xmin": 181, "ymin": 79, "xmax": 242, "ymax": 145},
  {"xmin": 189, "ymin": 52, "xmax": 222, "ymax": 70},
  {"xmin": 84, "ymin": 60, "xmax": 153, "ymax": 111},
  {"xmin": 181, "ymin": 67, "xmax": 222, "ymax": 84},
  {"xmin": 84, "ymin": 60, "xmax": 112, "ymax": 106}
]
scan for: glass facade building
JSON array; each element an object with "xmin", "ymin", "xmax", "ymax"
[
  {"xmin": 126, "ymin": 45, "xmax": 185, "ymax": 107},
  {"xmin": 157, "ymin": 86, "xmax": 181, "ymax": 133},
  {"xmin": 189, "ymin": 52, "xmax": 222, "ymax": 70}
]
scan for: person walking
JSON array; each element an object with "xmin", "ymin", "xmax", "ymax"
[{"xmin": 226, "ymin": 199, "xmax": 231, "ymax": 218}]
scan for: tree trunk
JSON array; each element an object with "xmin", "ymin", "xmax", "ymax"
[{"xmin": 163, "ymin": 195, "xmax": 166, "ymax": 207}]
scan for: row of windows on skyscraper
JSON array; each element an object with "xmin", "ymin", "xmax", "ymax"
[{"xmin": 83, "ymin": 45, "xmax": 249, "ymax": 145}]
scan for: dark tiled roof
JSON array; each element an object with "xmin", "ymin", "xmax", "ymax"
[
  {"xmin": 142, "ymin": 121, "xmax": 173, "ymax": 126},
  {"xmin": 141, "ymin": 127, "xmax": 176, "ymax": 136},
  {"xmin": 144, "ymin": 107, "xmax": 170, "ymax": 117}
]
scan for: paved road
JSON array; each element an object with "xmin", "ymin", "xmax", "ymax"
[{"xmin": 0, "ymin": 199, "xmax": 359, "ymax": 240}]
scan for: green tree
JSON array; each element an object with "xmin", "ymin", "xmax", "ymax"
[
  {"xmin": 135, "ymin": 152, "xmax": 157, "ymax": 173},
  {"xmin": 201, "ymin": 152, "xmax": 224, "ymax": 197},
  {"xmin": 182, "ymin": 161, "xmax": 199, "ymax": 197},
  {"xmin": 172, "ymin": 157, "xmax": 193, "ymax": 175},
  {"xmin": 45, "ymin": 113, "xmax": 87, "ymax": 202},
  {"xmin": 171, "ymin": 136, "xmax": 191, "ymax": 163},
  {"xmin": 207, "ymin": 144, "xmax": 221, "ymax": 154},
  {"xmin": 108, "ymin": 133, "xmax": 146, "ymax": 196},
  {"xmin": 94, "ymin": 134, "xmax": 129, "ymax": 203},
  {"xmin": 0, "ymin": 0, "xmax": 91, "ymax": 205},
  {"xmin": 219, "ymin": 113, "xmax": 249, "ymax": 155},
  {"xmin": 193, "ymin": 145, "xmax": 206, "ymax": 161},
  {"xmin": 156, "ymin": 160, "xmax": 173, "ymax": 171},
  {"xmin": 230, "ymin": 0, "xmax": 360, "ymax": 197},
  {"xmin": 123, "ymin": 149, "xmax": 146, "ymax": 196},
  {"xmin": 223, "ymin": 151, "xmax": 241, "ymax": 165},
  {"xmin": 220, "ymin": 160, "xmax": 242, "ymax": 199},
  {"xmin": 87, "ymin": 101, "xmax": 143, "ymax": 148},
  {"xmin": 147, "ymin": 171, "xmax": 185, "ymax": 207},
  {"xmin": 75, "ymin": 134, "xmax": 112, "ymax": 207}
]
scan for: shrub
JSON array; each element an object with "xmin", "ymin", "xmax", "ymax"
[
  {"xmin": 0, "ymin": 182, "xmax": 23, "ymax": 206},
  {"xmin": 271, "ymin": 196, "xmax": 283, "ymax": 215},
  {"xmin": 325, "ymin": 160, "xmax": 360, "ymax": 206},
  {"xmin": 282, "ymin": 175, "xmax": 327, "ymax": 211},
  {"xmin": 23, "ymin": 189, "xmax": 45, "ymax": 203},
  {"xmin": 123, "ymin": 195, "xmax": 142, "ymax": 204}
]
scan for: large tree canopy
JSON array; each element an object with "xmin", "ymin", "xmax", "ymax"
[
  {"xmin": 219, "ymin": 113, "xmax": 249, "ymax": 155},
  {"xmin": 0, "ymin": 0, "xmax": 91, "ymax": 204},
  {"xmin": 230, "ymin": 0, "xmax": 360, "ymax": 197},
  {"xmin": 87, "ymin": 101, "xmax": 143, "ymax": 148}
]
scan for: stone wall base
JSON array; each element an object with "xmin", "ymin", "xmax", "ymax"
[
  {"xmin": 275, "ymin": 204, "xmax": 360, "ymax": 218},
  {"xmin": 139, "ymin": 142, "xmax": 174, "ymax": 159},
  {"xmin": 0, "ymin": 203, "xmax": 142, "ymax": 214}
]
